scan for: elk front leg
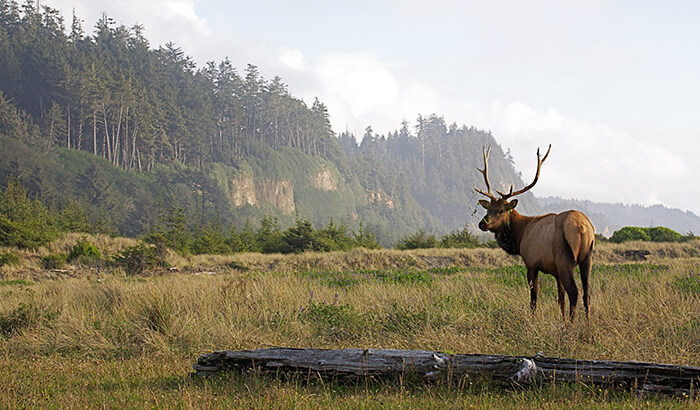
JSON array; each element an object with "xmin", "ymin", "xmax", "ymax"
[{"xmin": 527, "ymin": 268, "xmax": 539, "ymax": 312}]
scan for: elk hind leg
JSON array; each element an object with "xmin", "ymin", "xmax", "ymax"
[
  {"xmin": 556, "ymin": 255, "xmax": 579, "ymax": 320},
  {"xmin": 556, "ymin": 278, "xmax": 567, "ymax": 318},
  {"xmin": 527, "ymin": 267, "xmax": 539, "ymax": 312},
  {"xmin": 579, "ymin": 251, "xmax": 592, "ymax": 318},
  {"xmin": 560, "ymin": 273, "xmax": 579, "ymax": 320}
]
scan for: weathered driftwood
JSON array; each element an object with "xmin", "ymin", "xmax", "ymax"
[
  {"xmin": 622, "ymin": 249, "xmax": 651, "ymax": 261},
  {"xmin": 194, "ymin": 347, "xmax": 699, "ymax": 398}
]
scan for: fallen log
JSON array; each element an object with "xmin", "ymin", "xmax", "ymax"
[
  {"xmin": 194, "ymin": 347, "xmax": 699, "ymax": 398},
  {"xmin": 622, "ymin": 249, "xmax": 651, "ymax": 261}
]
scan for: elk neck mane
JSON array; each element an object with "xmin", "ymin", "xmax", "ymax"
[{"xmin": 495, "ymin": 210, "xmax": 519, "ymax": 255}]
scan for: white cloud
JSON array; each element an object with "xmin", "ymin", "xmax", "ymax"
[
  {"xmin": 285, "ymin": 50, "xmax": 696, "ymax": 214},
  {"xmin": 162, "ymin": 0, "xmax": 210, "ymax": 33},
  {"xmin": 316, "ymin": 54, "xmax": 398, "ymax": 117},
  {"xmin": 279, "ymin": 48, "xmax": 305, "ymax": 71},
  {"xmin": 307, "ymin": 54, "xmax": 401, "ymax": 133},
  {"xmin": 467, "ymin": 101, "xmax": 690, "ymax": 212},
  {"xmin": 45, "ymin": 0, "xmax": 212, "ymax": 55}
]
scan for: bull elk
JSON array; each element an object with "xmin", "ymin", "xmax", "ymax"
[{"xmin": 475, "ymin": 145, "xmax": 595, "ymax": 319}]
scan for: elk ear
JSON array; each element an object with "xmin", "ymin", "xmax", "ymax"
[
  {"xmin": 478, "ymin": 199, "xmax": 490, "ymax": 209},
  {"xmin": 505, "ymin": 199, "xmax": 518, "ymax": 210}
]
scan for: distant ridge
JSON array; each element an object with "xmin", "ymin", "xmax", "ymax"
[{"xmin": 537, "ymin": 196, "xmax": 700, "ymax": 237}]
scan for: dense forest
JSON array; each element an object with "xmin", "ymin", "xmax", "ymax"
[
  {"xmin": 0, "ymin": 2, "xmax": 697, "ymax": 249},
  {"xmin": 0, "ymin": 2, "xmax": 535, "ymax": 246}
]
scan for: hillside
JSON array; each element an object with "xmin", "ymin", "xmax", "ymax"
[
  {"xmin": 10, "ymin": 4, "xmax": 694, "ymax": 246},
  {"xmin": 0, "ymin": 4, "xmax": 533, "ymax": 245}
]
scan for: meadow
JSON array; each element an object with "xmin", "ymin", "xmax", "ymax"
[{"xmin": 0, "ymin": 234, "xmax": 698, "ymax": 408}]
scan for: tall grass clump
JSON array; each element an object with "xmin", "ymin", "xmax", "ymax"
[
  {"xmin": 39, "ymin": 253, "xmax": 66, "ymax": 269},
  {"xmin": 0, "ymin": 251, "xmax": 20, "ymax": 267}
]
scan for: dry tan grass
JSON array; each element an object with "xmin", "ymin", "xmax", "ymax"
[
  {"xmin": 0, "ymin": 237, "xmax": 697, "ymax": 407},
  {"xmin": 0, "ymin": 241, "xmax": 697, "ymax": 365},
  {"xmin": 179, "ymin": 239, "xmax": 700, "ymax": 274},
  {"xmin": 3, "ymin": 234, "xmax": 698, "ymax": 278}
]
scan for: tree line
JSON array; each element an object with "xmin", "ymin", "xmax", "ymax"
[
  {"xmin": 0, "ymin": 2, "xmax": 567, "ymax": 247},
  {"xmin": 1, "ymin": 177, "xmax": 693, "ymax": 261},
  {"xmin": 0, "ymin": 1, "xmax": 340, "ymax": 171}
]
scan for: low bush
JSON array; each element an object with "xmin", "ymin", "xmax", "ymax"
[
  {"xmin": 0, "ymin": 179, "xmax": 59, "ymax": 249},
  {"xmin": 396, "ymin": 230, "xmax": 438, "ymax": 250},
  {"xmin": 113, "ymin": 242, "xmax": 166, "ymax": 275},
  {"xmin": 611, "ymin": 226, "xmax": 687, "ymax": 243},
  {"xmin": 646, "ymin": 226, "xmax": 683, "ymax": 242},
  {"xmin": 67, "ymin": 236, "xmax": 101, "ymax": 262},
  {"xmin": 440, "ymin": 226, "xmax": 480, "ymax": 248},
  {"xmin": 0, "ymin": 251, "xmax": 20, "ymax": 267},
  {"xmin": 39, "ymin": 253, "xmax": 66, "ymax": 269},
  {"xmin": 611, "ymin": 227, "xmax": 650, "ymax": 243},
  {"xmin": 145, "ymin": 210, "xmax": 383, "ymax": 255}
]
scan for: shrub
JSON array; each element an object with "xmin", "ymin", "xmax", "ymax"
[
  {"xmin": 352, "ymin": 221, "xmax": 381, "ymax": 250},
  {"xmin": 58, "ymin": 201, "xmax": 93, "ymax": 233},
  {"xmin": 190, "ymin": 224, "xmax": 231, "ymax": 255},
  {"xmin": 610, "ymin": 226, "xmax": 650, "ymax": 243},
  {"xmin": 0, "ymin": 178, "xmax": 59, "ymax": 249},
  {"xmin": 646, "ymin": 226, "xmax": 683, "ymax": 242},
  {"xmin": 396, "ymin": 230, "xmax": 438, "ymax": 250},
  {"xmin": 314, "ymin": 219, "xmax": 354, "ymax": 252},
  {"xmin": 257, "ymin": 216, "xmax": 285, "ymax": 254},
  {"xmin": 67, "ymin": 236, "xmax": 101, "ymax": 262},
  {"xmin": 39, "ymin": 253, "xmax": 66, "ymax": 269},
  {"xmin": 611, "ymin": 226, "xmax": 685, "ymax": 243},
  {"xmin": 0, "ymin": 251, "xmax": 20, "ymax": 267},
  {"xmin": 440, "ymin": 226, "xmax": 479, "ymax": 248},
  {"xmin": 144, "ymin": 207, "xmax": 192, "ymax": 255},
  {"xmin": 114, "ymin": 242, "xmax": 166, "ymax": 275},
  {"xmin": 281, "ymin": 216, "xmax": 315, "ymax": 253}
]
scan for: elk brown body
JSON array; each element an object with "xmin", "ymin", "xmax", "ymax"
[{"xmin": 475, "ymin": 145, "xmax": 595, "ymax": 319}]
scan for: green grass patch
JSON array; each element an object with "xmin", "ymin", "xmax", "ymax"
[
  {"xmin": 470, "ymin": 265, "xmax": 528, "ymax": 287},
  {"xmin": 0, "ymin": 279, "xmax": 33, "ymax": 286},
  {"xmin": 672, "ymin": 270, "xmax": 700, "ymax": 294}
]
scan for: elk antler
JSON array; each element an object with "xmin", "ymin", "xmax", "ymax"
[
  {"xmin": 498, "ymin": 144, "xmax": 551, "ymax": 200},
  {"xmin": 474, "ymin": 145, "xmax": 497, "ymax": 200}
]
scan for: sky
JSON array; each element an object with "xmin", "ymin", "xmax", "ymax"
[{"xmin": 43, "ymin": 0, "xmax": 700, "ymax": 217}]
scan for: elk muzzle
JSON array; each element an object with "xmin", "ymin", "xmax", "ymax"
[{"xmin": 478, "ymin": 216, "xmax": 489, "ymax": 231}]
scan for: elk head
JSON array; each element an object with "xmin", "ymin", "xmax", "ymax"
[{"xmin": 475, "ymin": 144, "xmax": 551, "ymax": 233}]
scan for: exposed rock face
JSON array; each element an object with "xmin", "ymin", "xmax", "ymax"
[
  {"xmin": 367, "ymin": 192, "xmax": 394, "ymax": 209},
  {"xmin": 312, "ymin": 166, "xmax": 337, "ymax": 191},
  {"xmin": 230, "ymin": 176, "xmax": 295, "ymax": 214},
  {"xmin": 257, "ymin": 179, "xmax": 295, "ymax": 214},
  {"xmin": 230, "ymin": 175, "xmax": 257, "ymax": 207}
]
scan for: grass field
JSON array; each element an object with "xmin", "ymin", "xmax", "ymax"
[{"xmin": 0, "ymin": 235, "xmax": 698, "ymax": 408}]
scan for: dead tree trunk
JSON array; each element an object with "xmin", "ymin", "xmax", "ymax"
[{"xmin": 194, "ymin": 347, "xmax": 699, "ymax": 398}]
